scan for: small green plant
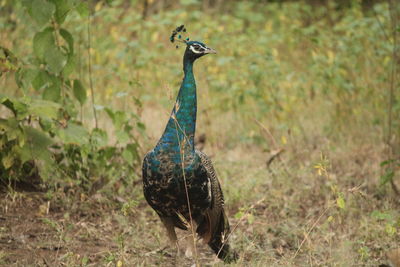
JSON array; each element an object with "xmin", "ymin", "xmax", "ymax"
[
  {"xmin": 314, "ymin": 153, "xmax": 347, "ymax": 211},
  {"xmin": 358, "ymin": 245, "xmax": 370, "ymax": 261},
  {"xmin": 121, "ymin": 199, "xmax": 138, "ymax": 216},
  {"xmin": 0, "ymin": 0, "xmax": 144, "ymax": 195},
  {"xmin": 380, "ymin": 159, "xmax": 400, "ymax": 187},
  {"xmin": 371, "ymin": 210, "xmax": 399, "ymax": 237}
]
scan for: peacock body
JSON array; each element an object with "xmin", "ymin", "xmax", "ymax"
[{"xmin": 142, "ymin": 28, "xmax": 237, "ymax": 262}]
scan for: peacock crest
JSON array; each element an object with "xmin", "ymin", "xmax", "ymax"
[{"xmin": 170, "ymin": 24, "xmax": 190, "ymax": 48}]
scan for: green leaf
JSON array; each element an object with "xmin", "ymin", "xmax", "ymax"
[
  {"xmin": 123, "ymin": 143, "xmax": 138, "ymax": 163},
  {"xmin": 105, "ymin": 108, "xmax": 115, "ymax": 122},
  {"xmin": 1, "ymin": 98, "xmax": 29, "ymax": 119},
  {"xmin": 2, "ymin": 153, "xmax": 15, "ymax": 169},
  {"xmin": 42, "ymin": 83, "xmax": 61, "ymax": 102},
  {"xmin": 103, "ymin": 147, "xmax": 116, "ymax": 160},
  {"xmin": 18, "ymin": 143, "xmax": 32, "ymax": 163},
  {"xmin": 336, "ymin": 195, "xmax": 345, "ymax": 210},
  {"xmin": 45, "ymin": 46, "xmax": 67, "ymax": 73},
  {"xmin": 57, "ymin": 122, "xmax": 89, "ymax": 144},
  {"xmin": 31, "ymin": 0, "xmax": 56, "ymax": 27},
  {"xmin": 23, "ymin": 126, "xmax": 54, "ymax": 161},
  {"xmin": 73, "ymin": 79, "xmax": 86, "ymax": 105},
  {"xmin": 21, "ymin": 126, "xmax": 55, "ymax": 176},
  {"xmin": 380, "ymin": 169, "xmax": 394, "ymax": 186},
  {"xmin": 371, "ymin": 210, "xmax": 393, "ymax": 221},
  {"xmin": 32, "ymin": 70, "xmax": 51, "ymax": 91},
  {"xmin": 1, "ymin": 98, "xmax": 18, "ymax": 116},
  {"xmin": 0, "ymin": 47, "xmax": 18, "ymax": 75},
  {"xmin": 0, "ymin": 118, "xmax": 22, "ymax": 141},
  {"xmin": 91, "ymin": 128, "xmax": 108, "ymax": 147},
  {"xmin": 28, "ymin": 99, "xmax": 60, "ymax": 120},
  {"xmin": 39, "ymin": 118, "xmax": 53, "ymax": 132},
  {"xmin": 122, "ymin": 147, "xmax": 133, "ymax": 163},
  {"xmin": 81, "ymin": 256, "xmax": 89, "ymax": 266},
  {"xmin": 62, "ymin": 53, "xmax": 76, "ymax": 77},
  {"xmin": 59, "ymin": 28, "xmax": 74, "ymax": 55},
  {"xmin": 386, "ymin": 223, "xmax": 397, "ymax": 236},
  {"xmin": 115, "ymin": 130, "xmax": 129, "ymax": 144},
  {"xmin": 14, "ymin": 69, "xmax": 23, "ymax": 88},
  {"xmin": 136, "ymin": 121, "xmax": 146, "ymax": 130},
  {"xmin": 76, "ymin": 2, "xmax": 89, "ymax": 18},
  {"xmin": 234, "ymin": 211, "xmax": 244, "ymax": 219},
  {"xmin": 50, "ymin": 0, "xmax": 71, "ymax": 24},
  {"xmin": 380, "ymin": 160, "xmax": 394, "ymax": 167},
  {"xmin": 33, "ymin": 28, "xmax": 55, "ymax": 60},
  {"xmin": 106, "ymin": 109, "xmax": 126, "ymax": 130},
  {"xmin": 21, "ymin": 0, "xmax": 33, "ymax": 13},
  {"xmin": 14, "ymin": 68, "xmax": 38, "ymax": 90},
  {"xmin": 39, "ymin": 73, "xmax": 62, "ymax": 101}
]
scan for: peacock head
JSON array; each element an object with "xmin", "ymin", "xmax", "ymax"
[
  {"xmin": 170, "ymin": 25, "xmax": 216, "ymax": 61},
  {"xmin": 184, "ymin": 41, "xmax": 216, "ymax": 60}
]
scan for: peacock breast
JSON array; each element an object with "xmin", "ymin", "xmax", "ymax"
[{"xmin": 142, "ymin": 150, "xmax": 211, "ymax": 217}]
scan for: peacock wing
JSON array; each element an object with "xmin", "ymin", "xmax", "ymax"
[{"xmin": 195, "ymin": 150, "xmax": 236, "ymax": 262}]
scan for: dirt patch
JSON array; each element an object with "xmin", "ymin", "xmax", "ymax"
[
  {"xmin": 0, "ymin": 191, "xmax": 223, "ymax": 266},
  {"xmin": 1, "ymin": 192, "xmax": 118, "ymax": 265}
]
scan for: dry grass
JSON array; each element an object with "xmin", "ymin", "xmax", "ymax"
[{"xmin": 1, "ymin": 127, "xmax": 399, "ymax": 266}]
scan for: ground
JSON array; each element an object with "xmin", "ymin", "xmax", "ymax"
[
  {"xmin": 1, "ymin": 140, "xmax": 399, "ymax": 266},
  {"xmin": 0, "ymin": 190, "xmax": 226, "ymax": 266}
]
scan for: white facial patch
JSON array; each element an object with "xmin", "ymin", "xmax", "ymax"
[{"xmin": 189, "ymin": 44, "xmax": 207, "ymax": 54}]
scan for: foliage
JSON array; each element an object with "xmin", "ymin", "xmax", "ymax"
[
  {"xmin": 0, "ymin": 0, "xmax": 143, "ymax": 194},
  {"xmin": 0, "ymin": 1, "xmax": 399, "ymax": 265}
]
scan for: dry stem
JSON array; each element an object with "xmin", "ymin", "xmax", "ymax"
[{"xmin": 172, "ymin": 115, "xmax": 199, "ymax": 266}]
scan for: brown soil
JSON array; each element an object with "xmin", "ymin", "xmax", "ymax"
[{"xmin": 0, "ymin": 191, "xmax": 222, "ymax": 266}]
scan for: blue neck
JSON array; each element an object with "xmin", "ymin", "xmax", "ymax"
[{"xmin": 155, "ymin": 55, "xmax": 197, "ymax": 156}]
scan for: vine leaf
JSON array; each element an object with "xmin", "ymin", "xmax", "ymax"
[
  {"xmin": 28, "ymin": 99, "xmax": 60, "ymax": 120},
  {"xmin": 45, "ymin": 46, "xmax": 67, "ymax": 73},
  {"xmin": 33, "ymin": 28, "xmax": 55, "ymax": 60},
  {"xmin": 76, "ymin": 2, "xmax": 89, "ymax": 18},
  {"xmin": 31, "ymin": 0, "xmax": 56, "ymax": 27},
  {"xmin": 32, "ymin": 71, "xmax": 51, "ymax": 91},
  {"xmin": 42, "ymin": 81, "xmax": 61, "ymax": 102},
  {"xmin": 57, "ymin": 122, "xmax": 89, "ymax": 145},
  {"xmin": 62, "ymin": 53, "xmax": 76, "ymax": 77},
  {"xmin": 60, "ymin": 28, "xmax": 74, "ymax": 55},
  {"xmin": 46, "ymin": 45, "xmax": 67, "ymax": 73},
  {"xmin": 50, "ymin": 0, "xmax": 71, "ymax": 24},
  {"xmin": 73, "ymin": 79, "xmax": 87, "ymax": 105}
]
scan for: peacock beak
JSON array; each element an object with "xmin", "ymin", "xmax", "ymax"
[{"xmin": 204, "ymin": 47, "xmax": 217, "ymax": 54}]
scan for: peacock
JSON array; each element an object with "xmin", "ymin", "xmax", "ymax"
[{"xmin": 142, "ymin": 25, "xmax": 237, "ymax": 263}]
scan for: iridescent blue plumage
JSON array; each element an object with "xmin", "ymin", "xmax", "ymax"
[
  {"xmin": 142, "ymin": 36, "xmax": 237, "ymax": 262},
  {"xmin": 154, "ymin": 47, "xmax": 197, "ymax": 162}
]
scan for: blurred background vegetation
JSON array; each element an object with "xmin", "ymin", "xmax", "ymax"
[
  {"xmin": 2, "ymin": 0, "xmax": 399, "ymax": 196},
  {"xmin": 0, "ymin": 0, "xmax": 399, "ymax": 265}
]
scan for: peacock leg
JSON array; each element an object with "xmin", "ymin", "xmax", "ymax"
[
  {"xmin": 160, "ymin": 217, "xmax": 180, "ymax": 255},
  {"xmin": 184, "ymin": 233, "xmax": 195, "ymax": 258}
]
